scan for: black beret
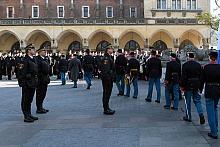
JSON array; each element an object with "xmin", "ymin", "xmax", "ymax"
[
  {"xmin": 25, "ymin": 44, "xmax": 35, "ymax": 50},
  {"xmin": 209, "ymin": 51, "xmax": 218, "ymax": 59},
  {"xmin": 187, "ymin": 52, "xmax": 194, "ymax": 58},
  {"xmin": 129, "ymin": 51, "xmax": 135, "ymax": 56},
  {"xmin": 170, "ymin": 53, "xmax": 176, "ymax": 58},
  {"xmin": 105, "ymin": 44, "xmax": 113, "ymax": 50},
  {"xmin": 36, "ymin": 48, "xmax": 46, "ymax": 52},
  {"xmin": 151, "ymin": 50, "xmax": 157, "ymax": 55},
  {"xmin": 117, "ymin": 49, "xmax": 122, "ymax": 53}
]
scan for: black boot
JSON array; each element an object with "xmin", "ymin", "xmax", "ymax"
[
  {"xmin": 24, "ymin": 116, "xmax": 34, "ymax": 123},
  {"xmin": 199, "ymin": 115, "xmax": 205, "ymax": 125},
  {"xmin": 103, "ymin": 108, "xmax": 115, "ymax": 115}
]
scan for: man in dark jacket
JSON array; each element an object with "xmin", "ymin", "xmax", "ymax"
[
  {"xmin": 180, "ymin": 52, "xmax": 205, "ymax": 124},
  {"xmin": 115, "ymin": 49, "xmax": 127, "ymax": 96},
  {"xmin": 200, "ymin": 51, "xmax": 220, "ymax": 139},
  {"xmin": 5, "ymin": 55, "xmax": 12, "ymax": 80},
  {"xmin": 0, "ymin": 54, "xmax": 3, "ymax": 80},
  {"xmin": 145, "ymin": 50, "xmax": 162, "ymax": 103},
  {"xmin": 82, "ymin": 49, "xmax": 94, "ymax": 89},
  {"xmin": 100, "ymin": 45, "xmax": 115, "ymax": 115},
  {"xmin": 36, "ymin": 48, "xmax": 50, "ymax": 114},
  {"xmin": 125, "ymin": 52, "xmax": 140, "ymax": 99},
  {"xmin": 164, "ymin": 53, "xmax": 181, "ymax": 110},
  {"xmin": 58, "ymin": 55, "xmax": 68, "ymax": 85},
  {"xmin": 17, "ymin": 44, "xmax": 38, "ymax": 123}
]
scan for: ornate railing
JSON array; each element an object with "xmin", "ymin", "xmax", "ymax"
[{"xmin": 0, "ymin": 18, "xmax": 203, "ymax": 26}]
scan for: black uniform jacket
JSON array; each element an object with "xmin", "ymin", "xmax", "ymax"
[
  {"xmin": 180, "ymin": 60, "xmax": 202, "ymax": 90},
  {"xmin": 127, "ymin": 57, "xmax": 140, "ymax": 77},
  {"xmin": 36, "ymin": 55, "xmax": 50, "ymax": 85},
  {"xmin": 115, "ymin": 54, "xmax": 127, "ymax": 75},
  {"xmin": 82, "ymin": 55, "xmax": 95, "ymax": 72},
  {"xmin": 145, "ymin": 57, "xmax": 162, "ymax": 79},
  {"xmin": 200, "ymin": 63, "xmax": 220, "ymax": 99},
  {"xmin": 100, "ymin": 53, "xmax": 115, "ymax": 79},
  {"xmin": 165, "ymin": 60, "xmax": 181, "ymax": 83}
]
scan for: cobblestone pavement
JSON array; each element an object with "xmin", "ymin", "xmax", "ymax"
[{"xmin": 0, "ymin": 78, "xmax": 220, "ymax": 147}]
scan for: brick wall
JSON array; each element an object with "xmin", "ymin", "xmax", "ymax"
[{"xmin": 0, "ymin": 0, "xmax": 144, "ymax": 19}]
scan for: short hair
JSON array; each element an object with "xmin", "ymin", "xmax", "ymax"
[{"xmin": 151, "ymin": 50, "xmax": 157, "ymax": 56}]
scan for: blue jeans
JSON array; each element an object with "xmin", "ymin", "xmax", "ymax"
[
  {"xmin": 205, "ymin": 98, "xmax": 219, "ymax": 137},
  {"xmin": 84, "ymin": 72, "xmax": 93, "ymax": 86},
  {"xmin": 184, "ymin": 90, "xmax": 204, "ymax": 120},
  {"xmin": 126, "ymin": 77, "xmax": 138, "ymax": 97},
  {"xmin": 116, "ymin": 74, "xmax": 125, "ymax": 94},
  {"xmin": 60, "ymin": 72, "xmax": 66, "ymax": 85},
  {"xmin": 147, "ymin": 78, "xmax": 161, "ymax": 101},
  {"xmin": 165, "ymin": 83, "xmax": 179, "ymax": 108}
]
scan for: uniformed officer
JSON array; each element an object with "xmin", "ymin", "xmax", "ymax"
[
  {"xmin": 180, "ymin": 52, "xmax": 205, "ymax": 124},
  {"xmin": 125, "ymin": 52, "xmax": 140, "ymax": 99},
  {"xmin": 0, "ymin": 53, "xmax": 3, "ymax": 80},
  {"xmin": 17, "ymin": 44, "xmax": 38, "ymax": 123},
  {"xmin": 36, "ymin": 48, "xmax": 50, "ymax": 114},
  {"xmin": 100, "ymin": 45, "xmax": 115, "ymax": 115},
  {"xmin": 82, "ymin": 49, "xmax": 95, "ymax": 89},
  {"xmin": 115, "ymin": 49, "xmax": 127, "ymax": 96},
  {"xmin": 164, "ymin": 53, "xmax": 181, "ymax": 110},
  {"xmin": 200, "ymin": 51, "xmax": 220, "ymax": 139}
]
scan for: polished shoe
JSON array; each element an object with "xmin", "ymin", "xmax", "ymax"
[
  {"xmin": 30, "ymin": 115, "xmax": 38, "ymax": 120},
  {"xmin": 145, "ymin": 98, "xmax": 152, "ymax": 102},
  {"xmin": 36, "ymin": 109, "xmax": 47, "ymax": 114},
  {"xmin": 24, "ymin": 117, "xmax": 34, "ymax": 123},
  {"xmin": 103, "ymin": 109, "xmax": 115, "ymax": 115},
  {"xmin": 42, "ymin": 108, "xmax": 49, "ymax": 112},
  {"xmin": 133, "ymin": 96, "xmax": 137, "ymax": 99},
  {"xmin": 208, "ymin": 133, "xmax": 218, "ymax": 139},
  {"xmin": 86, "ymin": 85, "xmax": 90, "ymax": 89},
  {"xmin": 155, "ymin": 100, "xmax": 160, "ymax": 103},
  {"xmin": 171, "ymin": 107, "xmax": 178, "ymax": 111},
  {"xmin": 164, "ymin": 105, "xmax": 170, "ymax": 109},
  {"xmin": 124, "ymin": 95, "xmax": 130, "ymax": 97},
  {"xmin": 117, "ymin": 93, "xmax": 124, "ymax": 96},
  {"xmin": 183, "ymin": 116, "xmax": 192, "ymax": 122},
  {"xmin": 199, "ymin": 115, "xmax": 205, "ymax": 125},
  {"xmin": 72, "ymin": 86, "xmax": 77, "ymax": 88}
]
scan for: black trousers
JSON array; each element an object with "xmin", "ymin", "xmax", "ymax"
[
  {"xmin": 102, "ymin": 77, "xmax": 113, "ymax": 111},
  {"xmin": 36, "ymin": 84, "xmax": 48, "ymax": 110},
  {"xmin": 21, "ymin": 87, "xmax": 35, "ymax": 117},
  {"xmin": 6, "ymin": 67, "xmax": 11, "ymax": 80},
  {"xmin": 0, "ymin": 71, "xmax": 2, "ymax": 80}
]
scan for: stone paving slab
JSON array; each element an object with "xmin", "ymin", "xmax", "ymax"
[{"xmin": 0, "ymin": 79, "xmax": 219, "ymax": 147}]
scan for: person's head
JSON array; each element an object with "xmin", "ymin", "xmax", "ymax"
[
  {"xmin": 105, "ymin": 45, "xmax": 113, "ymax": 55},
  {"xmin": 209, "ymin": 51, "xmax": 218, "ymax": 61},
  {"xmin": 117, "ymin": 49, "xmax": 123, "ymax": 54},
  {"xmin": 151, "ymin": 50, "xmax": 157, "ymax": 56},
  {"xmin": 187, "ymin": 52, "xmax": 195, "ymax": 60},
  {"xmin": 170, "ymin": 53, "xmax": 176, "ymax": 61},
  {"xmin": 85, "ymin": 49, "xmax": 90, "ymax": 55},
  {"xmin": 25, "ymin": 44, "xmax": 36, "ymax": 56},
  {"xmin": 129, "ymin": 51, "xmax": 135, "ymax": 57},
  {"xmin": 37, "ymin": 48, "xmax": 46, "ymax": 57},
  {"xmin": 61, "ymin": 54, "xmax": 65, "ymax": 59}
]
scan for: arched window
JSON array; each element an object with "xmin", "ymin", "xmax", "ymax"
[
  {"xmin": 96, "ymin": 40, "xmax": 111, "ymax": 51},
  {"xmin": 124, "ymin": 40, "xmax": 140, "ymax": 51},
  {"xmin": 40, "ymin": 41, "xmax": 51, "ymax": 49},
  {"xmin": 11, "ymin": 41, "xmax": 20, "ymax": 53},
  {"xmin": 153, "ymin": 40, "xmax": 168, "ymax": 50},
  {"xmin": 68, "ymin": 41, "xmax": 81, "ymax": 51},
  {"xmin": 179, "ymin": 39, "xmax": 195, "ymax": 50}
]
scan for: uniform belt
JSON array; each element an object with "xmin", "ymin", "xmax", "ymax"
[
  {"xmin": 207, "ymin": 83, "xmax": 220, "ymax": 86},
  {"xmin": 130, "ymin": 69, "xmax": 138, "ymax": 71}
]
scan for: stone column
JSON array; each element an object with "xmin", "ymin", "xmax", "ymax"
[
  {"xmin": 82, "ymin": 38, "xmax": 89, "ymax": 51},
  {"xmin": 144, "ymin": 38, "xmax": 149, "ymax": 48},
  {"xmin": 202, "ymin": 38, "xmax": 209, "ymax": 49},
  {"xmin": 113, "ymin": 38, "xmax": 119, "ymax": 51},
  {"xmin": 51, "ymin": 39, "xmax": 58, "ymax": 53},
  {"xmin": 20, "ymin": 40, "xmax": 26, "ymax": 52},
  {"xmin": 173, "ymin": 38, "xmax": 180, "ymax": 48}
]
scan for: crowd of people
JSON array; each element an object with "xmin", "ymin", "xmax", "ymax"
[{"xmin": 1, "ymin": 44, "xmax": 220, "ymax": 140}]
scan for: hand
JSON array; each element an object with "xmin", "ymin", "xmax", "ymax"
[
  {"xmin": 145, "ymin": 76, "xmax": 148, "ymax": 81},
  {"xmin": 164, "ymin": 80, "xmax": 168, "ymax": 86},
  {"xmin": 180, "ymin": 87, "xmax": 186, "ymax": 92}
]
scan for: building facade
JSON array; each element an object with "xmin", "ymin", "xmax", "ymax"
[{"xmin": 0, "ymin": 0, "xmax": 211, "ymax": 53}]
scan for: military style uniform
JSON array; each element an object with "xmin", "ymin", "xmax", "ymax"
[
  {"xmin": 36, "ymin": 55, "xmax": 50, "ymax": 113},
  {"xmin": 200, "ymin": 59, "xmax": 220, "ymax": 139},
  {"xmin": 18, "ymin": 55, "xmax": 38, "ymax": 122},
  {"xmin": 164, "ymin": 59, "xmax": 181, "ymax": 110},
  {"xmin": 180, "ymin": 59, "xmax": 205, "ymax": 123},
  {"xmin": 100, "ymin": 53, "xmax": 115, "ymax": 114}
]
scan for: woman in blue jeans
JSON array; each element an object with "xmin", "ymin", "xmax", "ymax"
[{"xmin": 200, "ymin": 51, "xmax": 220, "ymax": 139}]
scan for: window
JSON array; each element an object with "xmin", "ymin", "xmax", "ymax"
[
  {"xmin": 130, "ymin": 7, "xmax": 137, "ymax": 18},
  {"xmin": 82, "ymin": 6, "xmax": 89, "ymax": 18},
  {"xmin": 32, "ymin": 6, "xmax": 39, "ymax": 18},
  {"xmin": 106, "ymin": 6, "xmax": 113, "ymax": 18},
  {"xmin": 157, "ymin": 0, "xmax": 167, "ymax": 9},
  {"xmin": 172, "ymin": 0, "xmax": 181, "ymax": 10},
  {"xmin": 7, "ymin": 6, "xmax": 14, "ymax": 18},
  {"xmin": 57, "ymin": 6, "xmax": 64, "ymax": 18},
  {"xmin": 187, "ymin": 0, "xmax": 197, "ymax": 10}
]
